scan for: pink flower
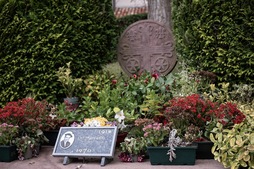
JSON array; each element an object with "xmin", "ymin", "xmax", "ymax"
[{"xmin": 133, "ymin": 74, "xmax": 137, "ymax": 79}]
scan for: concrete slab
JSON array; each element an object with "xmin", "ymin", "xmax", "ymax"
[{"xmin": 0, "ymin": 146, "xmax": 226, "ymax": 169}]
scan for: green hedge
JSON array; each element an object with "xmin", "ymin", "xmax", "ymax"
[
  {"xmin": 0, "ymin": 0, "xmax": 117, "ymax": 106},
  {"xmin": 116, "ymin": 13, "xmax": 147, "ymax": 36},
  {"xmin": 172, "ymin": 0, "xmax": 254, "ymax": 84}
]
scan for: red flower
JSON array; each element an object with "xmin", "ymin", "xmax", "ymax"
[
  {"xmin": 209, "ymin": 102, "xmax": 245, "ymax": 128},
  {"xmin": 163, "ymin": 94, "xmax": 217, "ymax": 132},
  {"xmin": 0, "ymin": 98, "xmax": 48, "ymax": 128},
  {"xmin": 197, "ymin": 113, "xmax": 201, "ymax": 119},
  {"xmin": 112, "ymin": 79, "xmax": 117, "ymax": 85},
  {"xmin": 152, "ymin": 73, "xmax": 159, "ymax": 79}
]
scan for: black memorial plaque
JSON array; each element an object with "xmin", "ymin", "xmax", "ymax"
[
  {"xmin": 52, "ymin": 127, "xmax": 118, "ymax": 157},
  {"xmin": 117, "ymin": 20, "xmax": 177, "ymax": 76}
]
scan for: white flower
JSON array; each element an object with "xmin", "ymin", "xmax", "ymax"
[
  {"xmin": 92, "ymin": 120, "xmax": 101, "ymax": 127},
  {"xmin": 114, "ymin": 110, "xmax": 125, "ymax": 123},
  {"xmin": 118, "ymin": 121, "xmax": 126, "ymax": 131},
  {"xmin": 49, "ymin": 113, "xmax": 57, "ymax": 119}
]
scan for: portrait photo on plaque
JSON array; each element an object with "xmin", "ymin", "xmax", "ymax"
[{"xmin": 60, "ymin": 131, "xmax": 74, "ymax": 149}]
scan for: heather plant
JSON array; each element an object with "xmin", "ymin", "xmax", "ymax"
[
  {"xmin": 143, "ymin": 122, "xmax": 170, "ymax": 147},
  {"xmin": 0, "ymin": 98, "xmax": 48, "ymax": 127}
]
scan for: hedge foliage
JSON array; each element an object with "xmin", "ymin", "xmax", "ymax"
[
  {"xmin": 0, "ymin": 0, "xmax": 117, "ymax": 106},
  {"xmin": 172, "ymin": 0, "xmax": 254, "ymax": 84},
  {"xmin": 116, "ymin": 13, "xmax": 147, "ymax": 36}
]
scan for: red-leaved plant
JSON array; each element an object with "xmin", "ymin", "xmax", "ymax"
[
  {"xmin": 0, "ymin": 98, "xmax": 48, "ymax": 129},
  {"xmin": 0, "ymin": 98, "xmax": 50, "ymax": 160},
  {"xmin": 0, "ymin": 98, "xmax": 49, "ymax": 144},
  {"xmin": 162, "ymin": 94, "xmax": 246, "ymax": 139},
  {"xmin": 163, "ymin": 94, "xmax": 216, "ymax": 131},
  {"xmin": 207, "ymin": 102, "xmax": 245, "ymax": 129}
]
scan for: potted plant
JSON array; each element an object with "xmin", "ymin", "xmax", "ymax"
[
  {"xmin": 117, "ymin": 118, "xmax": 154, "ymax": 162},
  {"xmin": 163, "ymin": 94, "xmax": 245, "ymax": 159},
  {"xmin": 0, "ymin": 123, "xmax": 19, "ymax": 162},
  {"xmin": 141, "ymin": 117, "xmax": 199, "ymax": 165},
  {"xmin": 210, "ymin": 102, "xmax": 253, "ymax": 169},
  {"xmin": 14, "ymin": 135, "xmax": 36, "ymax": 160},
  {"xmin": 15, "ymin": 98, "xmax": 49, "ymax": 147},
  {"xmin": 42, "ymin": 103, "xmax": 68, "ymax": 146},
  {"xmin": 118, "ymin": 137, "xmax": 147, "ymax": 162},
  {"xmin": 162, "ymin": 94, "xmax": 221, "ymax": 159},
  {"xmin": 55, "ymin": 101, "xmax": 85, "ymax": 126},
  {"xmin": 56, "ymin": 62, "xmax": 83, "ymax": 111},
  {"xmin": 0, "ymin": 98, "xmax": 49, "ymax": 160}
]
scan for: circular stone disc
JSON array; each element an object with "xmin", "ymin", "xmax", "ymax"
[{"xmin": 117, "ymin": 20, "xmax": 177, "ymax": 76}]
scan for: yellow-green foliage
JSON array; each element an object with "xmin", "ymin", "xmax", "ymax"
[
  {"xmin": 210, "ymin": 102, "xmax": 254, "ymax": 169},
  {"xmin": 173, "ymin": 0, "xmax": 254, "ymax": 84},
  {"xmin": 0, "ymin": 0, "xmax": 117, "ymax": 106}
]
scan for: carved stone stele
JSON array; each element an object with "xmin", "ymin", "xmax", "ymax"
[{"xmin": 117, "ymin": 20, "xmax": 177, "ymax": 76}]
